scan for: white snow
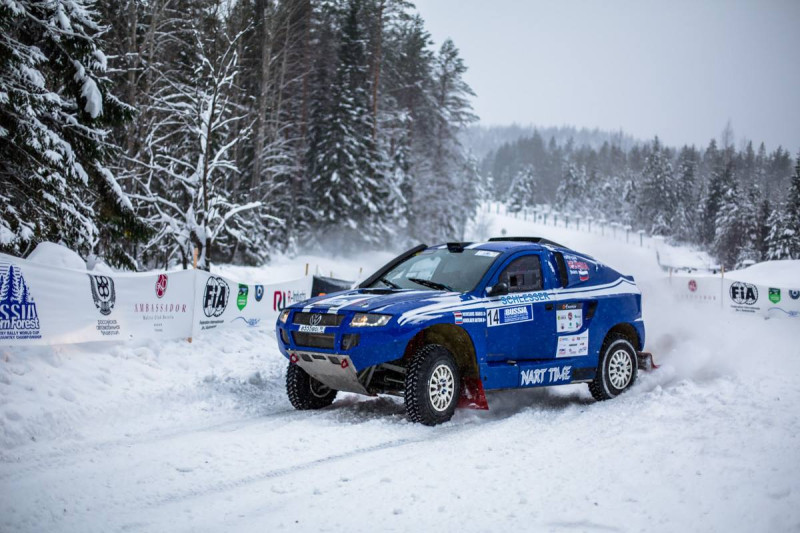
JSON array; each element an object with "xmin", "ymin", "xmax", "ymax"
[
  {"xmin": 1, "ymin": 211, "xmax": 799, "ymax": 532},
  {"xmin": 726, "ymin": 260, "xmax": 800, "ymax": 287},
  {"xmin": 25, "ymin": 241, "xmax": 86, "ymax": 270}
]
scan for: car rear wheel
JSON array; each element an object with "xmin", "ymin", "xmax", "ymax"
[
  {"xmin": 589, "ymin": 334, "xmax": 638, "ymax": 401},
  {"xmin": 286, "ymin": 363, "xmax": 338, "ymax": 410},
  {"xmin": 404, "ymin": 344, "xmax": 461, "ymax": 426}
]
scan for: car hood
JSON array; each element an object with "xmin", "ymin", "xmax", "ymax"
[{"xmin": 294, "ymin": 289, "xmax": 470, "ymax": 318}]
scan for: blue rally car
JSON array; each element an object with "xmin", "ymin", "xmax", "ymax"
[{"xmin": 276, "ymin": 237, "xmax": 649, "ymax": 425}]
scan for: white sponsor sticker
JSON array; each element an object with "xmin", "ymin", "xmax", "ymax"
[
  {"xmin": 556, "ymin": 331, "xmax": 589, "ymax": 357},
  {"xmin": 556, "ymin": 303, "xmax": 583, "ymax": 333},
  {"xmin": 486, "ymin": 304, "xmax": 533, "ymax": 327},
  {"xmin": 299, "ymin": 325, "xmax": 325, "ymax": 333},
  {"xmin": 475, "ymin": 250, "xmax": 500, "ymax": 258}
]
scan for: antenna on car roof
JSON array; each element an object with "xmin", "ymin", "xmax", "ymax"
[{"xmin": 487, "ymin": 236, "xmax": 569, "ymax": 249}]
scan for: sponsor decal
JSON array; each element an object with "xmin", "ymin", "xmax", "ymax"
[
  {"xmin": 254, "ymin": 285, "xmax": 264, "ymax": 302},
  {"xmin": 729, "ymin": 282, "xmax": 758, "ymax": 305},
  {"xmin": 299, "ymin": 325, "xmax": 325, "ymax": 333},
  {"xmin": 273, "ymin": 289, "xmax": 310, "ymax": 311},
  {"xmin": 155, "ymin": 274, "xmax": 168, "ymax": 298},
  {"xmin": 203, "ymin": 277, "xmax": 230, "ymax": 317},
  {"xmin": 768, "ymin": 288, "xmax": 781, "ymax": 304},
  {"xmin": 453, "ymin": 310, "xmax": 485, "ymax": 324},
  {"xmin": 790, "ymin": 289, "xmax": 800, "ymax": 300},
  {"xmin": 0, "ymin": 262, "xmax": 41, "ymax": 341},
  {"xmin": 565, "ymin": 254, "xmax": 590, "ymax": 281},
  {"xmin": 88, "ymin": 274, "xmax": 119, "ymax": 337},
  {"xmin": 688, "ymin": 279, "xmax": 697, "ymax": 292},
  {"xmin": 520, "ymin": 365, "xmax": 572, "ymax": 387},
  {"xmin": 88, "ymin": 275, "xmax": 116, "ymax": 316},
  {"xmin": 487, "ymin": 304, "xmax": 533, "ymax": 327},
  {"xmin": 475, "ymin": 250, "xmax": 500, "ymax": 258},
  {"xmin": 231, "ymin": 316, "xmax": 261, "ymax": 328},
  {"xmin": 499, "ymin": 291, "xmax": 550, "ymax": 305},
  {"xmin": 237, "ymin": 284, "xmax": 249, "ymax": 310},
  {"xmin": 556, "ymin": 331, "xmax": 589, "ymax": 357},
  {"xmin": 556, "ymin": 303, "xmax": 583, "ymax": 333}
]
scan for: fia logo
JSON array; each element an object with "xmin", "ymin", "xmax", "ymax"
[
  {"xmin": 155, "ymin": 274, "xmax": 168, "ymax": 298},
  {"xmin": 88, "ymin": 275, "xmax": 116, "ymax": 316},
  {"xmin": 729, "ymin": 282, "xmax": 758, "ymax": 305},
  {"xmin": 203, "ymin": 277, "xmax": 230, "ymax": 317}
]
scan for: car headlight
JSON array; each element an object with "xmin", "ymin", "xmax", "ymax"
[
  {"xmin": 279, "ymin": 310, "xmax": 290, "ymax": 324},
  {"xmin": 350, "ymin": 313, "xmax": 391, "ymax": 327}
]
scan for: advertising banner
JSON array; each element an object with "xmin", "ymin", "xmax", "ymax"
[
  {"xmin": 724, "ymin": 279, "xmax": 800, "ymax": 319},
  {"xmin": 191, "ymin": 272, "xmax": 311, "ymax": 335},
  {"xmin": 0, "ymin": 253, "xmax": 194, "ymax": 346}
]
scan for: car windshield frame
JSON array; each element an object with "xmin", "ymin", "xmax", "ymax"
[{"xmin": 366, "ymin": 248, "xmax": 501, "ymax": 293}]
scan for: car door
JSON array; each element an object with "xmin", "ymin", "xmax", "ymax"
[{"xmin": 485, "ymin": 253, "xmax": 556, "ymax": 362}]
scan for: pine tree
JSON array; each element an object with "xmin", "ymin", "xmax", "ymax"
[
  {"xmin": 308, "ymin": 0, "xmax": 387, "ymax": 247},
  {"xmin": 0, "ymin": 0, "xmax": 146, "ymax": 267},
  {"xmin": 507, "ymin": 166, "xmax": 536, "ymax": 213},
  {"xmin": 636, "ymin": 138, "xmax": 677, "ymax": 236},
  {"xmin": 555, "ymin": 164, "xmax": 588, "ymax": 214},
  {"xmin": 766, "ymin": 152, "xmax": 800, "ymax": 259},
  {"xmin": 713, "ymin": 180, "xmax": 746, "ymax": 269},
  {"xmin": 673, "ymin": 146, "xmax": 699, "ymax": 242}
]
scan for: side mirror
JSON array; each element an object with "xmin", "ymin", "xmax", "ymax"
[{"xmin": 486, "ymin": 282, "xmax": 509, "ymax": 297}]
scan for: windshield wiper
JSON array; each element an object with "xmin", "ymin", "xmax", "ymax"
[
  {"xmin": 379, "ymin": 277, "xmax": 402, "ymax": 290},
  {"xmin": 408, "ymin": 277, "xmax": 454, "ymax": 292}
]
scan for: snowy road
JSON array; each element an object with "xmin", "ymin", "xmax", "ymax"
[{"xmin": 2, "ymin": 213, "xmax": 799, "ymax": 532}]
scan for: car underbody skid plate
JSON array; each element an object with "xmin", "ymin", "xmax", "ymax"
[{"xmin": 291, "ymin": 351, "xmax": 370, "ymax": 395}]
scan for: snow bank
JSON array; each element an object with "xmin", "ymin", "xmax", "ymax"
[
  {"xmin": 727, "ymin": 259, "xmax": 800, "ymax": 287},
  {"xmin": 25, "ymin": 242, "xmax": 85, "ymax": 270}
]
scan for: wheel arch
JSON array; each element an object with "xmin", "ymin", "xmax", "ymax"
[
  {"xmin": 403, "ymin": 323, "xmax": 480, "ymax": 379},
  {"xmin": 604, "ymin": 322, "xmax": 642, "ymax": 351}
]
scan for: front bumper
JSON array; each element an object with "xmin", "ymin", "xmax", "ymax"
[{"xmin": 276, "ymin": 309, "xmax": 418, "ymax": 376}]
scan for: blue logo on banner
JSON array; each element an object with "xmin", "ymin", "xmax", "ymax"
[
  {"xmin": 0, "ymin": 262, "xmax": 42, "ymax": 340},
  {"xmin": 255, "ymin": 285, "xmax": 264, "ymax": 302}
]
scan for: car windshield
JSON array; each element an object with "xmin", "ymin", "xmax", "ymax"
[{"xmin": 368, "ymin": 248, "xmax": 501, "ymax": 293}]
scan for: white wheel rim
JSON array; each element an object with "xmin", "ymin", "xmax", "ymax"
[
  {"xmin": 608, "ymin": 349, "xmax": 633, "ymax": 389},
  {"xmin": 428, "ymin": 364, "xmax": 455, "ymax": 412}
]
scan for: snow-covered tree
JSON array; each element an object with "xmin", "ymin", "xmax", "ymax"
[
  {"xmin": 766, "ymin": 153, "xmax": 800, "ymax": 260},
  {"xmin": 0, "ymin": 0, "xmax": 145, "ymax": 267},
  {"xmin": 130, "ymin": 23, "xmax": 265, "ymax": 269},
  {"xmin": 555, "ymin": 164, "xmax": 588, "ymax": 214},
  {"xmin": 507, "ymin": 165, "xmax": 536, "ymax": 213},
  {"xmin": 635, "ymin": 138, "xmax": 677, "ymax": 236}
]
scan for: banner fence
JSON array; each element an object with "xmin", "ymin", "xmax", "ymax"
[{"xmin": 0, "ymin": 252, "xmax": 351, "ymax": 347}]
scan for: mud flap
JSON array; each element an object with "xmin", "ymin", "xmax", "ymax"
[
  {"xmin": 458, "ymin": 377, "xmax": 489, "ymax": 410},
  {"xmin": 637, "ymin": 351, "xmax": 659, "ymax": 371}
]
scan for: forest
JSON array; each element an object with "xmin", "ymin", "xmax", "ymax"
[
  {"xmin": 1, "ymin": 0, "xmax": 479, "ymax": 269},
  {"xmin": 1, "ymin": 0, "xmax": 798, "ymax": 271},
  {"xmin": 480, "ymin": 125, "xmax": 800, "ymax": 268}
]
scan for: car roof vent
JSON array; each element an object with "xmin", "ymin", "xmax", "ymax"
[{"xmin": 487, "ymin": 236, "xmax": 569, "ymax": 249}]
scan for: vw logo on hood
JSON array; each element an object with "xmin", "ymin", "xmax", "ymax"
[{"xmin": 310, "ymin": 313, "xmax": 323, "ymax": 326}]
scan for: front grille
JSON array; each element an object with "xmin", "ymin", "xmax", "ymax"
[
  {"xmin": 292, "ymin": 331, "xmax": 335, "ymax": 349},
  {"xmin": 293, "ymin": 312, "xmax": 345, "ymax": 327}
]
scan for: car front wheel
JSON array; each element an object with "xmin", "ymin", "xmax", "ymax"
[
  {"xmin": 404, "ymin": 344, "xmax": 461, "ymax": 426},
  {"xmin": 286, "ymin": 363, "xmax": 338, "ymax": 410}
]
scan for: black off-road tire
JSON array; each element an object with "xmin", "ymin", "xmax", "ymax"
[
  {"xmin": 404, "ymin": 344, "xmax": 461, "ymax": 426},
  {"xmin": 286, "ymin": 363, "xmax": 337, "ymax": 410},
  {"xmin": 589, "ymin": 333, "xmax": 638, "ymax": 401}
]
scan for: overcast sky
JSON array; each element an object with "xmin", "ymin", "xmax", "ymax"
[{"xmin": 413, "ymin": 0, "xmax": 800, "ymax": 151}]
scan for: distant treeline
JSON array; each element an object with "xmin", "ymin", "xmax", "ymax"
[{"xmin": 482, "ymin": 129, "xmax": 800, "ymax": 268}]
